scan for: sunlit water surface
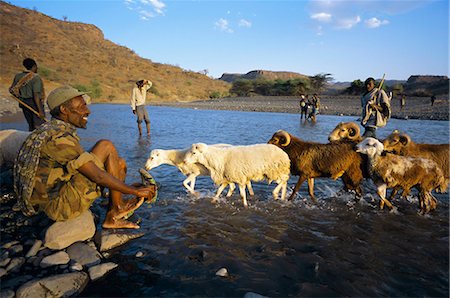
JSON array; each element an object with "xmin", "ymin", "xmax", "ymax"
[{"xmin": 2, "ymin": 105, "xmax": 449, "ymax": 297}]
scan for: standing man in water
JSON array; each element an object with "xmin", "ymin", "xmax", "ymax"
[
  {"xmin": 131, "ymin": 79, "xmax": 152, "ymax": 136},
  {"xmin": 360, "ymin": 77, "xmax": 391, "ymax": 138},
  {"xmin": 14, "ymin": 85, "xmax": 157, "ymax": 229},
  {"xmin": 9, "ymin": 58, "xmax": 46, "ymax": 131}
]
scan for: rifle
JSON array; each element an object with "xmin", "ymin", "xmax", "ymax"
[{"xmin": 10, "ymin": 95, "xmax": 48, "ymax": 122}]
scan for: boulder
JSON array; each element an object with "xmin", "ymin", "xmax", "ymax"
[
  {"xmin": 44, "ymin": 211, "xmax": 95, "ymax": 250},
  {"xmin": 88, "ymin": 262, "xmax": 118, "ymax": 281},
  {"xmin": 40, "ymin": 251, "xmax": 70, "ymax": 268},
  {"xmin": 96, "ymin": 230, "xmax": 144, "ymax": 252},
  {"xmin": 15, "ymin": 272, "xmax": 89, "ymax": 298},
  {"xmin": 66, "ymin": 242, "xmax": 101, "ymax": 267}
]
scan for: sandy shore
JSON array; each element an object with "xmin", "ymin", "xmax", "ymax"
[{"xmin": 1, "ymin": 94, "xmax": 448, "ymax": 122}]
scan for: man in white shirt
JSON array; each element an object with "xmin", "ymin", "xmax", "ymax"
[{"xmin": 131, "ymin": 79, "xmax": 152, "ymax": 136}]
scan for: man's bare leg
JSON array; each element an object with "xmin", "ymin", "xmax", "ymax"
[
  {"xmin": 145, "ymin": 122, "xmax": 150, "ymax": 135},
  {"xmin": 137, "ymin": 122, "xmax": 142, "ymax": 136},
  {"xmin": 90, "ymin": 140, "xmax": 144, "ymax": 229}
]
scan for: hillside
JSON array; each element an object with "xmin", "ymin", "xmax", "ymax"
[{"xmin": 0, "ymin": 1, "xmax": 230, "ymax": 102}]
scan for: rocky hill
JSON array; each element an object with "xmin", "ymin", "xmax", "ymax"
[
  {"xmin": 0, "ymin": 1, "xmax": 230, "ymax": 102},
  {"xmin": 219, "ymin": 70, "xmax": 308, "ymax": 83},
  {"xmin": 403, "ymin": 75, "xmax": 449, "ymax": 96}
]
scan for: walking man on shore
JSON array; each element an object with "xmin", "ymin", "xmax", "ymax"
[
  {"xmin": 131, "ymin": 79, "xmax": 152, "ymax": 136},
  {"xmin": 14, "ymin": 85, "xmax": 157, "ymax": 229},
  {"xmin": 9, "ymin": 58, "xmax": 46, "ymax": 131},
  {"xmin": 360, "ymin": 77, "xmax": 391, "ymax": 138}
]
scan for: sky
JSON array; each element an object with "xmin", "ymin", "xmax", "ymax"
[{"xmin": 8, "ymin": 0, "xmax": 449, "ymax": 82}]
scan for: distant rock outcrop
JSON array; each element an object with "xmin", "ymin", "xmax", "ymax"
[
  {"xmin": 219, "ymin": 70, "xmax": 308, "ymax": 83},
  {"xmin": 403, "ymin": 75, "xmax": 449, "ymax": 96}
]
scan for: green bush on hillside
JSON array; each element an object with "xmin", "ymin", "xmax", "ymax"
[{"xmin": 73, "ymin": 79, "xmax": 102, "ymax": 99}]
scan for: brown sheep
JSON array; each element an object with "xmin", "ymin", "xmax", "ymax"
[
  {"xmin": 383, "ymin": 130, "xmax": 449, "ymax": 185},
  {"xmin": 356, "ymin": 137, "xmax": 447, "ymax": 214},
  {"xmin": 328, "ymin": 122, "xmax": 363, "ymax": 143},
  {"xmin": 268, "ymin": 130, "xmax": 364, "ymax": 202}
]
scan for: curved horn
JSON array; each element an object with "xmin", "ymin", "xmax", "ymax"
[
  {"xmin": 399, "ymin": 133, "xmax": 411, "ymax": 145},
  {"xmin": 347, "ymin": 122, "xmax": 361, "ymax": 138},
  {"xmin": 278, "ymin": 130, "xmax": 291, "ymax": 146}
]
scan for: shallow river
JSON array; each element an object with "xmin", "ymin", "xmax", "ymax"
[{"xmin": 2, "ymin": 105, "xmax": 449, "ymax": 297}]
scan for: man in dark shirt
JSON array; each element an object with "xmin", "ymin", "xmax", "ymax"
[{"xmin": 10, "ymin": 58, "xmax": 46, "ymax": 131}]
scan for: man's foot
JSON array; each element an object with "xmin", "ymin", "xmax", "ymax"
[
  {"xmin": 112, "ymin": 197, "xmax": 145, "ymax": 220},
  {"xmin": 102, "ymin": 218, "xmax": 140, "ymax": 229}
]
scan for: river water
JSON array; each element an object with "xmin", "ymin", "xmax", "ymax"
[{"xmin": 2, "ymin": 105, "xmax": 449, "ymax": 297}]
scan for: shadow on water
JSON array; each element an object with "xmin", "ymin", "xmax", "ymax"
[{"xmin": 2, "ymin": 105, "xmax": 449, "ymax": 297}]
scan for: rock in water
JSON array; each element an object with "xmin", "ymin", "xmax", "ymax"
[
  {"xmin": 97, "ymin": 230, "xmax": 145, "ymax": 252},
  {"xmin": 215, "ymin": 267, "xmax": 228, "ymax": 277},
  {"xmin": 88, "ymin": 262, "xmax": 118, "ymax": 281}
]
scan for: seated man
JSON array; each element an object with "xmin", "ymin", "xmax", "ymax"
[{"xmin": 14, "ymin": 85, "xmax": 156, "ymax": 229}]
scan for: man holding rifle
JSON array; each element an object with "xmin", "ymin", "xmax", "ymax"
[
  {"xmin": 360, "ymin": 76, "xmax": 391, "ymax": 138},
  {"xmin": 9, "ymin": 58, "xmax": 46, "ymax": 131}
]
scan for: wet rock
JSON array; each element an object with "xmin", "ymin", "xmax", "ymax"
[
  {"xmin": 8, "ymin": 244, "xmax": 23, "ymax": 255},
  {"xmin": 88, "ymin": 262, "xmax": 118, "ymax": 281},
  {"xmin": 0, "ymin": 257, "xmax": 11, "ymax": 267},
  {"xmin": 44, "ymin": 211, "xmax": 95, "ymax": 250},
  {"xmin": 0, "ymin": 251, "xmax": 9, "ymax": 264},
  {"xmin": 70, "ymin": 262, "xmax": 83, "ymax": 272},
  {"xmin": 5, "ymin": 257, "xmax": 25, "ymax": 272},
  {"xmin": 25, "ymin": 240, "xmax": 42, "ymax": 258},
  {"xmin": 215, "ymin": 267, "xmax": 228, "ymax": 277},
  {"xmin": 96, "ymin": 230, "xmax": 145, "ymax": 252},
  {"xmin": 40, "ymin": 251, "xmax": 70, "ymax": 268},
  {"xmin": 0, "ymin": 268, "xmax": 7, "ymax": 278},
  {"xmin": 2, "ymin": 241, "xmax": 19, "ymax": 249},
  {"xmin": 15, "ymin": 272, "xmax": 89, "ymax": 298},
  {"xmin": 0, "ymin": 289, "xmax": 15, "ymax": 298},
  {"xmin": 66, "ymin": 242, "xmax": 101, "ymax": 267},
  {"xmin": 135, "ymin": 251, "xmax": 144, "ymax": 258}
]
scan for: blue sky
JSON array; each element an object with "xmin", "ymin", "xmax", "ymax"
[{"xmin": 9, "ymin": 0, "xmax": 449, "ymax": 82}]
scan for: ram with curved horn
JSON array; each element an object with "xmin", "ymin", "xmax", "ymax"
[
  {"xmin": 268, "ymin": 130, "xmax": 364, "ymax": 201},
  {"xmin": 328, "ymin": 122, "xmax": 363, "ymax": 143}
]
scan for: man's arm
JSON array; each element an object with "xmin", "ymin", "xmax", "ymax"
[
  {"xmin": 131, "ymin": 88, "xmax": 136, "ymax": 113},
  {"xmin": 78, "ymin": 161, "xmax": 152, "ymax": 198}
]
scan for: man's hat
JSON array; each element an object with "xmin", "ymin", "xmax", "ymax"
[{"xmin": 47, "ymin": 85, "xmax": 90, "ymax": 110}]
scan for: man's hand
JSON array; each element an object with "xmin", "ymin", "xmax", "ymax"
[{"xmin": 134, "ymin": 185, "xmax": 157, "ymax": 201}]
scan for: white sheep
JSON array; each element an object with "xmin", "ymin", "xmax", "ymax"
[
  {"xmin": 0, "ymin": 129, "xmax": 30, "ymax": 170},
  {"xmin": 183, "ymin": 143, "xmax": 291, "ymax": 207},
  {"xmin": 145, "ymin": 145, "xmax": 249, "ymax": 196},
  {"xmin": 356, "ymin": 137, "xmax": 447, "ymax": 214}
]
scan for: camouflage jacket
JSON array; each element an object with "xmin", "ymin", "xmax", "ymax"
[{"xmin": 14, "ymin": 119, "xmax": 96, "ymax": 216}]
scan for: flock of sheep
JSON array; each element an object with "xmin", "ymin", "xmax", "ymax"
[
  {"xmin": 1, "ymin": 121, "xmax": 448, "ymax": 215},
  {"xmin": 145, "ymin": 122, "xmax": 449, "ymax": 214}
]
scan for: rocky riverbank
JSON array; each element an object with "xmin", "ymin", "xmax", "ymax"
[
  {"xmin": 150, "ymin": 95, "xmax": 449, "ymax": 121},
  {"xmin": 0, "ymin": 180, "xmax": 148, "ymax": 297}
]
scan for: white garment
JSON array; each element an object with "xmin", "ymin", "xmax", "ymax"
[{"xmin": 131, "ymin": 80, "xmax": 152, "ymax": 110}]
